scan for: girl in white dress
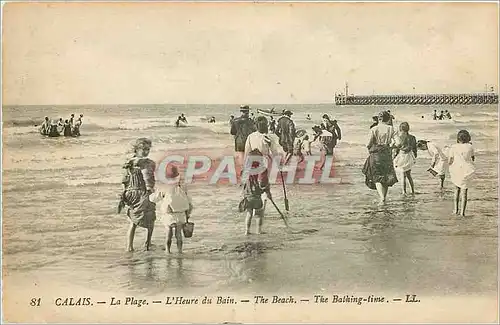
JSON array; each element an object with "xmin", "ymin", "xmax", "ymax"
[
  {"xmin": 416, "ymin": 140, "xmax": 449, "ymax": 189},
  {"xmin": 448, "ymin": 130, "xmax": 475, "ymax": 216},
  {"xmin": 393, "ymin": 122, "xmax": 417, "ymax": 195},
  {"xmin": 150, "ymin": 165, "xmax": 193, "ymax": 253}
]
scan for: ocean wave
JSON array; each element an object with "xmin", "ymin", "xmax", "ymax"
[
  {"xmin": 3, "ymin": 178, "xmax": 120, "ymax": 193},
  {"xmin": 3, "ymin": 118, "xmax": 40, "ymax": 127},
  {"xmin": 3, "ymin": 126, "xmax": 40, "ymax": 135},
  {"xmin": 3, "ymin": 115, "xmax": 233, "ymax": 134},
  {"xmin": 65, "ymin": 177, "xmax": 120, "ymax": 187}
]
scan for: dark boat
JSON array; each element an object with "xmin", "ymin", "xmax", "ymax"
[{"xmin": 257, "ymin": 108, "xmax": 281, "ymax": 117}]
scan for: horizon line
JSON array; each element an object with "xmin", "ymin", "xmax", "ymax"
[{"xmin": 2, "ymin": 103, "xmax": 336, "ymax": 107}]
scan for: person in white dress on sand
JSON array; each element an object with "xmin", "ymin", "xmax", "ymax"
[
  {"xmin": 448, "ymin": 130, "xmax": 475, "ymax": 216},
  {"xmin": 150, "ymin": 165, "xmax": 193, "ymax": 254},
  {"xmin": 417, "ymin": 140, "xmax": 449, "ymax": 189}
]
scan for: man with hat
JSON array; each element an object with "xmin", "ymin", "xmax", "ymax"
[
  {"xmin": 275, "ymin": 109, "xmax": 296, "ymax": 163},
  {"xmin": 230, "ymin": 105, "xmax": 257, "ymax": 171}
]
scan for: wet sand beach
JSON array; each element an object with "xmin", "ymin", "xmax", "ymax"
[{"xmin": 2, "ymin": 104, "xmax": 498, "ymax": 322}]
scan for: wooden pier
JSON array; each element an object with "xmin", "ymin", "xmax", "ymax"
[{"xmin": 335, "ymin": 93, "xmax": 499, "ymax": 106}]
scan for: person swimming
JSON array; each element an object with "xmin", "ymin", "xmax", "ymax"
[
  {"xmin": 175, "ymin": 114, "xmax": 188, "ymax": 127},
  {"xmin": 208, "ymin": 116, "xmax": 216, "ymax": 123},
  {"xmin": 306, "ymin": 114, "xmax": 311, "ymax": 121}
]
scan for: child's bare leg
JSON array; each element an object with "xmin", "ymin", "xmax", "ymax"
[
  {"xmin": 245, "ymin": 210, "xmax": 253, "ymax": 235},
  {"xmin": 440, "ymin": 175, "xmax": 445, "ymax": 189},
  {"xmin": 126, "ymin": 222, "xmax": 137, "ymax": 252},
  {"xmin": 375, "ymin": 183, "xmax": 385, "ymax": 204},
  {"xmin": 454, "ymin": 187, "xmax": 461, "ymax": 214},
  {"xmin": 382, "ymin": 185, "xmax": 389, "ymax": 201},
  {"xmin": 145, "ymin": 224, "xmax": 154, "ymax": 251},
  {"xmin": 319, "ymin": 153, "xmax": 327, "ymax": 170},
  {"xmin": 257, "ymin": 215, "xmax": 263, "ymax": 234},
  {"xmin": 460, "ymin": 189, "xmax": 468, "ymax": 216},
  {"xmin": 298, "ymin": 154, "xmax": 304, "ymax": 164},
  {"xmin": 175, "ymin": 223, "xmax": 183, "ymax": 254},
  {"xmin": 405, "ymin": 170, "xmax": 415, "ymax": 194},
  {"xmin": 255, "ymin": 209, "xmax": 264, "ymax": 234},
  {"xmin": 400, "ymin": 172, "xmax": 407, "ymax": 194},
  {"xmin": 166, "ymin": 226, "xmax": 174, "ymax": 254}
]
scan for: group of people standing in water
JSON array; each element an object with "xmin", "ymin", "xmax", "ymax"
[
  {"xmin": 230, "ymin": 105, "xmax": 342, "ymax": 170},
  {"xmin": 175, "ymin": 114, "xmax": 188, "ymax": 127},
  {"xmin": 433, "ymin": 109, "xmax": 452, "ymax": 120},
  {"xmin": 117, "ymin": 106, "xmax": 476, "ymax": 254},
  {"xmin": 39, "ymin": 113, "xmax": 84, "ymax": 137},
  {"xmin": 363, "ymin": 110, "xmax": 476, "ymax": 216},
  {"xmin": 230, "ymin": 105, "xmax": 344, "ymax": 234}
]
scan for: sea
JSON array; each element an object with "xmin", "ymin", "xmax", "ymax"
[{"xmin": 2, "ymin": 104, "xmax": 498, "ymax": 300}]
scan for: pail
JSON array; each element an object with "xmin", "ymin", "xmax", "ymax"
[{"xmin": 183, "ymin": 222, "xmax": 195, "ymax": 238}]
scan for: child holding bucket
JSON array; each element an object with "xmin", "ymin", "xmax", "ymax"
[{"xmin": 150, "ymin": 165, "xmax": 193, "ymax": 254}]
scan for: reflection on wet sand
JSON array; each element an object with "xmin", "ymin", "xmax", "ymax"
[
  {"xmin": 363, "ymin": 206, "xmax": 413, "ymax": 291},
  {"xmin": 221, "ymin": 241, "xmax": 270, "ymax": 290}
]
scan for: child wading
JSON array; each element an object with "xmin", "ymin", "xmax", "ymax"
[
  {"xmin": 150, "ymin": 165, "xmax": 193, "ymax": 254},
  {"xmin": 448, "ymin": 130, "xmax": 475, "ymax": 216},
  {"xmin": 241, "ymin": 149, "xmax": 272, "ymax": 235},
  {"xmin": 302, "ymin": 135, "xmax": 312, "ymax": 155},
  {"xmin": 393, "ymin": 122, "xmax": 417, "ymax": 195},
  {"xmin": 119, "ymin": 138, "xmax": 156, "ymax": 252},
  {"xmin": 293, "ymin": 131, "xmax": 308, "ymax": 164},
  {"xmin": 416, "ymin": 140, "xmax": 449, "ymax": 188},
  {"xmin": 312, "ymin": 125, "xmax": 335, "ymax": 170}
]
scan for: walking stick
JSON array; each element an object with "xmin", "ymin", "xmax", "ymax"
[
  {"xmin": 279, "ymin": 170, "xmax": 290, "ymax": 211},
  {"xmin": 269, "ymin": 197, "xmax": 289, "ymax": 228}
]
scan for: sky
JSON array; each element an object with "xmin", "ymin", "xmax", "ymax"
[{"xmin": 2, "ymin": 2, "xmax": 499, "ymax": 105}]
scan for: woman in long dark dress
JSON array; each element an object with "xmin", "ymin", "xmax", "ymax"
[
  {"xmin": 362, "ymin": 111, "xmax": 398, "ymax": 204},
  {"xmin": 119, "ymin": 138, "xmax": 156, "ymax": 251}
]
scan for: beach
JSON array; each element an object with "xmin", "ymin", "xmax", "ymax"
[{"xmin": 2, "ymin": 104, "xmax": 498, "ymax": 319}]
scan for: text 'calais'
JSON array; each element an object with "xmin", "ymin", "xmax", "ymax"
[{"xmin": 55, "ymin": 297, "xmax": 92, "ymax": 306}]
